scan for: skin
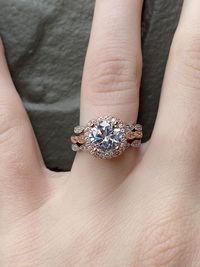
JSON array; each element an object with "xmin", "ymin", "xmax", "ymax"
[{"xmin": 0, "ymin": 0, "xmax": 200, "ymax": 266}]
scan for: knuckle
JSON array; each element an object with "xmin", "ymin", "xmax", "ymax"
[
  {"xmin": 171, "ymin": 30, "xmax": 200, "ymax": 90},
  {"xmin": 0, "ymin": 103, "xmax": 26, "ymax": 140},
  {"xmin": 83, "ymin": 50, "xmax": 141, "ymax": 106},
  {"xmin": 0, "ymin": 106, "xmax": 30, "ymax": 175}
]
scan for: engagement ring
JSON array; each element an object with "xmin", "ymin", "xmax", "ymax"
[{"xmin": 71, "ymin": 116, "xmax": 143, "ymax": 159}]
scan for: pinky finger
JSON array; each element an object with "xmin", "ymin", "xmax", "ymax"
[{"xmin": 0, "ymin": 39, "xmax": 49, "ymax": 222}]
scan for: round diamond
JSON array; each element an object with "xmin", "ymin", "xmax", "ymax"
[
  {"xmin": 135, "ymin": 124, "xmax": 142, "ymax": 131},
  {"xmin": 131, "ymin": 139, "xmax": 141, "ymax": 148},
  {"xmin": 126, "ymin": 123, "xmax": 135, "ymax": 131},
  {"xmin": 74, "ymin": 126, "xmax": 84, "ymax": 134},
  {"xmin": 88, "ymin": 119, "xmax": 124, "ymax": 153},
  {"xmin": 72, "ymin": 144, "xmax": 80, "ymax": 152}
]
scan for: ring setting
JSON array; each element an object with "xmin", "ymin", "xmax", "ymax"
[{"xmin": 71, "ymin": 116, "xmax": 143, "ymax": 159}]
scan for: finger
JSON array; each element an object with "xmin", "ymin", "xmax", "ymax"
[
  {"xmin": 0, "ymin": 39, "xmax": 48, "ymax": 221},
  {"xmin": 81, "ymin": 0, "xmax": 143, "ymax": 124},
  {"xmin": 70, "ymin": 0, "xmax": 143, "ymax": 202},
  {"xmin": 149, "ymin": 0, "xmax": 200, "ymax": 170}
]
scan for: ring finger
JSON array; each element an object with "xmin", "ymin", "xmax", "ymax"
[{"xmin": 70, "ymin": 0, "xmax": 143, "ymax": 198}]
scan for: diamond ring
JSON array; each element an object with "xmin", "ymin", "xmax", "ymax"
[{"xmin": 70, "ymin": 116, "xmax": 143, "ymax": 159}]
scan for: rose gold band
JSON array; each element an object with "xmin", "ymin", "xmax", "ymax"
[{"xmin": 70, "ymin": 116, "xmax": 143, "ymax": 159}]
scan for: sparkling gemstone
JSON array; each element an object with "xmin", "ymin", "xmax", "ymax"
[
  {"xmin": 72, "ymin": 144, "xmax": 80, "ymax": 152},
  {"xmin": 135, "ymin": 124, "xmax": 142, "ymax": 131},
  {"xmin": 88, "ymin": 119, "xmax": 124, "ymax": 152},
  {"xmin": 131, "ymin": 139, "xmax": 141, "ymax": 148},
  {"xmin": 126, "ymin": 123, "xmax": 135, "ymax": 131},
  {"xmin": 74, "ymin": 126, "xmax": 84, "ymax": 134}
]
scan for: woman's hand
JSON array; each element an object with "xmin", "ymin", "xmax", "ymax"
[{"xmin": 1, "ymin": 0, "xmax": 200, "ymax": 266}]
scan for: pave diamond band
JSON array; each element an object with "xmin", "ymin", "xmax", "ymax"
[{"xmin": 71, "ymin": 116, "xmax": 143, "ymax": 159}]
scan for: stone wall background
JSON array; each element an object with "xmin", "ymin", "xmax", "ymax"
[{"xmin": 0, "ymin": 0, "xmax": 183, "ymax": 171}]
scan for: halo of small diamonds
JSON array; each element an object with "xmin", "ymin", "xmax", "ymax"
[{"xmin": 84, "ymin": 116, "xmax": 127, "ymax": 159}]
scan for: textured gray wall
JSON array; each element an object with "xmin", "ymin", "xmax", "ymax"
[{"xmin": 0, "ymin": 0, "xmax": 183, "ymax": 171}]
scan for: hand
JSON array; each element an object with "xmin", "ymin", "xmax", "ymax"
[{"xmin": 1, "ymin": 0, "xmax": 200, "ymax": 266}]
